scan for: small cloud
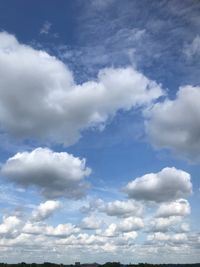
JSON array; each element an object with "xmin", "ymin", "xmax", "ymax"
[{"xmin": 40, "ymin": 21, "xmax": 52, "ymax": 35}]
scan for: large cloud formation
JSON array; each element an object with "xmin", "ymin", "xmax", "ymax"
[
  {"xmin": 145, "ymin": 85, "xmax": 200, "ymax": 161},
  {"xmin": 124, "ymin": 167, "xmax": 192, "ymax": 202},
  {"xmin": 1, "ymin": 147, "xmax": 91, "ymax": 199},
  {"xmin": 0, "ymin": 32, "xmax": 163, "ymax": 145}
]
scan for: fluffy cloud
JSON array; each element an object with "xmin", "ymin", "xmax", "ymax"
[
  {"xmin": 180, "ymin": 223, "xmax": 190, "ymax": 232},
  {"xmin": 103, "ymin": 223, "xmax": 118, "ymax": 237},
  {"xmin": 124, "ymin": 167, "xmax": 192, "ymax": 203},
  {"xmin": 123, "ymin": 231, "xmax": 138, "ymax": 240},
  {"xmin": 0, "ymin": 32, "xmax": 163, "ymax": 146},
  {"xmin": 23, "ymin": 222, "xmax": 80, "ymax": 237},
  {"xmin": 80, "ymin": 215, "xmax": 102, "ymax": 230},
  {"xmin": 156, "ymin": 199, "xmax": 191, "ymax": 218},
  {"xmin": 32, "ymin": 200, "xmax": 61, "ymax": 221},
  {"xmin": 0, "ymin": 216, "xmax": 22, "ymax": 238},
  {"xmin": 150, "ymin": 216, "xmax": 181, "ymax": 232},
  {"xmin": 147, "ymin": 232, "xmax": 188, "ymax": 243},
  {"xmin": 145, "ymin": 85, "xmax": 200, "ymax": 161},
  {"xmin": 118, "ymin": 217, "xmax": 144, "ymax": 232},
  {"xmin": 100, "ymin": 217, "xmax": 144, "ymax": 237},
  {"xmin": 95, "ymin": 199, "xmax": 143, "ymax": 217},
  {"xmin": 1, "ymin": 147, "xmax": 91, "ymax": 199}
]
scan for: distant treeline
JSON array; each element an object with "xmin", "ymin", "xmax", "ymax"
[{"xmin": 0, "ymin": 262, "xmax": 200, "ymax": 267}]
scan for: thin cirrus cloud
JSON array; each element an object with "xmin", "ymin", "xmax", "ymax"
[
  {"xmin": 1, "ymin": 147, "xmax": 91, "ymax": 199},
  {"xmin": 145, "ymin": 85, "xmax": 200, "ymax": 161},
  {"xmin": 124, "ymin": 167, "xmax": 192, "ymax": 203},
  {"xmin": 0, "ymin": 31, "xmax": 163, "ymax": 146}
]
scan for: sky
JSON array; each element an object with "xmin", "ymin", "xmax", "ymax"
[{"xmin": 0, "ymin": 0, "xmax": 200, "ymax": 264}]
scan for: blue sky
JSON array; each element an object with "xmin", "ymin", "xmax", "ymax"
[{"xmin": 0, "ymin": 0, "xmax": 200, "ymax": 264}]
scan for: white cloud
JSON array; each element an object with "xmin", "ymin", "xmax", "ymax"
[
  {"xmin": 23, "ymin": 221, "xmax": 80, "ymax": 237},
  {"xmin": 118, "ymin": 217, "xmax": 144, "ymax": 232},
  {"xmin": 80, "ymin": 215, "xmax": 102, "ymax": 230},
  {"xmin": 123, "ymin": 231, "xmax": 138, "ymax": 240},
  {"xmin": 150, "ymin": 216, "xmax": 181, "ymax": 232},
  {"xmin": 180, "ymin": 223, "xmax": 190, "ymax": 232},
  {"xmin": 100, "ymin": 217, "xmax": 143, "ymax": 237},
  {"xmin": 1, "ymin": 147, "xmax": 91, "ymax": 199},
  {"xmin": 156, "ymin": 199, "xmax": 191, "ymax": 218},
  {"xmin": 103, "ymin": 223, "xmax": 118, "ymax": 237},
  {"xmin": 0, "ymin": 32, "xmax": 163, "ymax": 146},
  {"xmin": 124, "ymin": 167, "xmax": 192, "ymax": 203},
  {"xmin": 45, "ymin": 223, "xmax": 80, "ymax": 237},
  {"xmin": 171, "ymin": 233, "xmax": 188, "ymax": 243},
  {"xmin": 145, "ymin": 85, "xmax": 200, "ymax": 161},
  {"xmin": 147, "ymin": 232, "xmax": 170, "ymax": 241},
  {"xmin": 97, "ymin": 199, "xmax": 143, "ymax": 217},
  {"xmin": 32, "ymin": 200, "xmax": 61, "ymax": 221},
  {"xmin": 147, "ymin": 232, "xmax": 188, "ymax": 243}
]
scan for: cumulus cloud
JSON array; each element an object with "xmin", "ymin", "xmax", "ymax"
[
  {"xmin": 1, "ymin": 147, "xmax": 91, "ymax": 199},
  {"xmin": 147, "ymin": 232, "xmax": 188, "ymax": 243},
  {"xmin": 80, "ymin": 215, "xmax": 102, "ymax": 230},
  {"xmin": 124, "ymin": 167, "xmax": 192, "ymax": 203},
  {"xmin": 145, "ymin": 85, "xmax": 200, "ymax": 161},
  {"xmin": 117, "ymin": 217, "xmax": 144, "ymax": 232},
  {"xmin": 100, "ymin": 217, "xmax": 144, "ymax": 237},
  {"xmin": 156, "ymin": 199, "xmax": 191, "ymax": 218},
  {"xmin": 0, "ymin": 216, "xmax": 22, "ymax": 238},
  {"xmin": 180, "ymin": 223, "xmax": 190, "ymax": 232},
  {"xmin": 123, "ymin": 231, "xmax": 138, "ymax": 240},
  {"xmin": 0, "ymin": 32, "xmax": 163, "ymax": 146},
  {"xmin": 150, "ymin": 216, "xmax": 182, "ymax": 233},
  {"xmin": 32, "ymin": 200, "xmax": 61, "ymax": 221},
  {"xmin": 23, "ymin": 222, "xmax": 80, "ymax": 237},
  {"xmin": 103, "ymin": 223, "xmax": 118, "ymax": 237},
  {"xmin": 92, "ymin": 199, "xmax": 143, "ymax": 217}
]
